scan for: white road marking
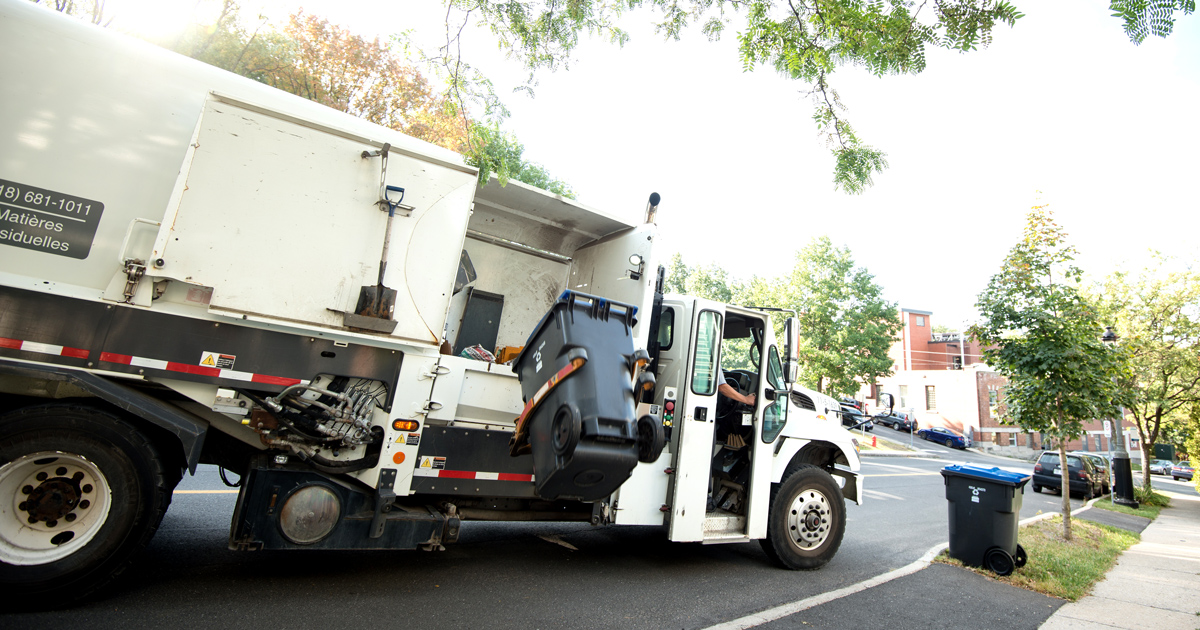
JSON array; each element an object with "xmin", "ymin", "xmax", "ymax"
[
  {"xmin": 863, "ymin": 489, "xmax": 905, "ymax": 501},
  {"xmin": 703, "ymin": 496, "xmax": 1083, "ymax": 630}
]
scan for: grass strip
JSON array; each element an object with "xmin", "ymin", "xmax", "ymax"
[
  {"xmin": 1092, "ymin": 498, "xmax": 1162, "ymax": 519},
  {"xmin": 938, "ymin": 516, "xmax": 1138, "ymax": 601}
]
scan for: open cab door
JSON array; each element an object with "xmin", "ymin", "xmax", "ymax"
[{"xmin": 664, "ymin": 300, "xmax": 773, "ymax": 543}]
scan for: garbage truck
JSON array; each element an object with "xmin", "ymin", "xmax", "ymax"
[{"xmin": 0, "ymin": 0, "xmax": 863, "ymax": 603}]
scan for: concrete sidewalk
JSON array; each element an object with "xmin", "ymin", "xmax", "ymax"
[{"xmin": 1040, "ymin": 491, "xmax": 1200, "ymax": 629}]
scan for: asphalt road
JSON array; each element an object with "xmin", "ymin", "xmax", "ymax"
[{"xmin": 6, "ymin": 437, "xmax": 1194, "ymax": 629}]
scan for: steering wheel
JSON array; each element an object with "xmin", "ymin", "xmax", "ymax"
[{"xmin": 717, "ymin": 377, "xmax": 743, "ymax": 417}]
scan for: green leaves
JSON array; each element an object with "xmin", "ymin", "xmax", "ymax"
[
  {"xmin": 972, "ymin": 204, "xmax": 1129, "ymax": 448},
  {"xmin": 1109, "ymin": 0, "xmax": 1196, "ymax": 44}
]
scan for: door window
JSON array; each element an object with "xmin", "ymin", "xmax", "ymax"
[
  {"xmin": 691, "ymin": 310, "xmax": 722, "ymax": 395},
  {"xmin": 762, "ymin": 345, "xmax": 787, "ymax": 443}
]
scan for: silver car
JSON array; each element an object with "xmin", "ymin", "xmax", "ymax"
[{"xmin": 1149, "ymin": 459, "xmax": 1174, "ymax": 475}]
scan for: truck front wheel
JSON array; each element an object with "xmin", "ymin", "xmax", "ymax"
[
  {"xmin": 0, "ymin": 404, "xmax": 171, "ymax": 606},
  {"xmin": 760, "ymin": 465, "xmax": 846, "ymax": 570}
]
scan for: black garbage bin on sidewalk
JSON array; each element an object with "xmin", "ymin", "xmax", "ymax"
[{"xmin": 941, "ymin": 464, "xmax": 1031, "ymax": 576}]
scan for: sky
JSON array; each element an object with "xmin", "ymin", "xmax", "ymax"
[{"xmin": 108, "ymin": 0, "xmax": 1200, "ymax": 330}]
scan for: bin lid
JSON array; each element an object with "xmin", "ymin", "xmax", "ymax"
[{"xmin": 941, "ymin": 464, "xmax": 1031, "ymax": 486}]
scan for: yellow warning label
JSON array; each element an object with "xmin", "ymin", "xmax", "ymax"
[
  {"xmin": 420, "ymin": 457, "xmax": 432, "ymax": 468},
  {"xmin": 200, "ymin": 351, "xmax": 236, "ymax": 369}
]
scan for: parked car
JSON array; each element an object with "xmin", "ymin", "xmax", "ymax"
[
  {"xmin": 840, "ymin": 407, "xmax": 874, "ymax": 431},
  {"xmin": 1172, "ymin": 461, "xmax": 1194, "ymax": 481},
  {"xmin": 1032, "ymin": 451, "xmax": 1102, "ymax": 499},
  {"xmin": 1071, "ymin": 452, "xmax": 1111, "ymax": 494},
  {"xmin": 916, "ymin": 426, "xmax": 968, "ymax": 449},
  {"xmin": 840, "ymin": 398, "xmax": 864, "ymax": 412},
  {"xmin": 1149, "ymin": 459, "xmax": 1175, "ymax": 475},
  {"xmin": 873, "ymin": 411, "xmax": 915, "ymax": 432}
]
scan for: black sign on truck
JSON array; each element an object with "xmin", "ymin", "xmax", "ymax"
[{"xmin": 0, "ymin": 178, "xmax": 105, "ymax": 260}]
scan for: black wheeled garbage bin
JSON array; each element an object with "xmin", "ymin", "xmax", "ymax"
[
  {"xmin": 512, "ymin": 291, "xmax": 662, "ymax": 502},
  {"xmin": 941, "ymin": 464, "xmax": 1031, "ymax": 576}
]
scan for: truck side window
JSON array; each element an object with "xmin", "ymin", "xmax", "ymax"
[
  {"xmin": 658, "ymin": 307, "xmax": 674, "ymax": 351},
  {"xmin": 691, "ymin": 310, "xmax": 722, "ymax": 396},
  {"xmin": 762, "ymin": 345, "xmax": 787, "ymax": 442}
]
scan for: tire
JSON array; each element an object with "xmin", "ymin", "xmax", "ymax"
[
  {"xmin": 1031, "ymin": 483, "xmax": 1041, "ymax": 494},
  {"xmin": 985, "ymin": 547, "xmax": 1015, "ymax": 576},
  {"xmin": 635, "ymin": 415, "xmax": 665, "ymax": 463},
  {"xmin": 1083, "ymin": 485, "xmax": 1094, "ymax": 501},
  {"xmin": 759, "ymin": 465, "xmax": 845, "ymax": 570},
  {"xmin": 0, "ymin": 404, "xmax": 171, "ymax": 606},
  {"xmin": 1013, "ymin": 544, "xmax": 1027, "ymax": 568}
]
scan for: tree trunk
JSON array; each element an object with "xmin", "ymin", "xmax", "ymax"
[{"xmin": 1056, "ymin": 399, "xmax": 1072, "ymax": 541}]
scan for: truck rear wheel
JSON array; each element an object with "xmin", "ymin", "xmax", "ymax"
[
  {"xmin": 0, "ymin": 404, "xmax": 171, "ymax": 606},
  {"xmin": 760, "ymin": 465, "xmax": 845, "ymax": 570}
]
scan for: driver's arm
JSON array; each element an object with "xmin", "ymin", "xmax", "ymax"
[{"xmin": 718, "ymin": 382, "xmax": 756, "ymax": 406}]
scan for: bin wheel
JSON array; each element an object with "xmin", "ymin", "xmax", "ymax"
[
  {"xmin": 984, "ymin": 547, "xmax": 1015, "ymax": 576},
  {"xmin": 1013, "ymin": 544, "xmax": 1027, "ymax": 568},
  {"xmin": 550, "ymin": 404, "xmax": 581, "ymax": 456},
  {"xmin": 636, "ymin": 415, "xmax": 665, "ymax": 463}
]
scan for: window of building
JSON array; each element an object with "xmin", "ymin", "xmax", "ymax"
[
  {"xmin": 988, "ymin": 390, "xmax": 998, "ymax": 419},
  {"xmin": 899, "ymin": 385, "xmax": 908, "ymax": 409},
  {"xmin": 915, "ymin": 315, "xmax": 925, "ymax": 327},
  {"xmin": 925, "ymin": 385, "xmax": 937, "ymax": 411}
]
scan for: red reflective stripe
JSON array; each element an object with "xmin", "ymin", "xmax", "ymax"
[
  {"xmin": 251, "ymin": 374, "xmax": 302, "ymax": 386},
  {"xmin": 100, "ymin": 352, "xmax": 132, "ymax": 364},
  {"xmin": 166, "ymin": 361, "xmax": 221, "ymax": 377},
  {"xmin": 497, "ymin": 473, "xmax": 534, "ymax": 482},
  {"xmin": 0, "ymin": 337, "xmax": 22, "ymax": 350},
  {"xmin": 438, "ymin": 470, "xmax": 475, "ymax": 479},
  {"xmin": 61, "ymin": 347, "xmax": 89, "ymax": 359}
]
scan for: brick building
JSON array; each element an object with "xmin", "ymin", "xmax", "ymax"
[{"xmin": 865, "ymin": 308, "xmax": 1139, "ymax": 459}]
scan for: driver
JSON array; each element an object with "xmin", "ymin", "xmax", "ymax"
[{"xmin": 718, "ymin": 369, "xmax": 756, "ymax": 407}]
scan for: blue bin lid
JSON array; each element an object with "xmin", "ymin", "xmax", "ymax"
[{"xmin": 941, "ymin": 464, "xmax": 1031, "ymax": 486}]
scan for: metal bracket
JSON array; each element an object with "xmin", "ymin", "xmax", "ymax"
[
  {"xmin": 420, "ymin": 365, "xmax": 452, "ymax": 380},
  {"xmin": 369, "ymin": 468, "xmax": 397, "ymax": 539},
  {"xmin": 122, "ymin": 259, "xmax": 147, "ymax": 303}
]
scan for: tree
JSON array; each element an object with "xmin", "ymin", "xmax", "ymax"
[
  {"xmin": 663, "ymin": 253, "xmax": 736, "ymax": 303},
  {"xmin": 31, "ymin": 0, "xmax": 112, "ymax": 25},
  {"xmin": 435, "ymin": 0, "xmax": 1192, "ymax": 193},
  {"xmin": 970, "ymin": 204, "xmax": 1131, "ymax": 540},
  {"xmin": 34, "ymin": 0, "xmax": 575, "ymax": 196},
  {"xmin": 742, "ymin": 237, "xmax": 900, "ymax": 396},
  {"xmin": 1092, "ymin": 255, "xmax": 1200, "ymax": 490}
]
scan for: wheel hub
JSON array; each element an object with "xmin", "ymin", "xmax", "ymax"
[
  {"xmin": 21, "ymin": 474, "xmax": 84, "ymax": 525},
  {"xmin": 1, "ymin": 451, "xmax": 110, "ymax": 565},
  {"xmin": 787, "ymin": 489, "xmax": 831, "ymax": 549}
]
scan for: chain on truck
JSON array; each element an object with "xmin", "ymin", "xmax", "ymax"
[{"xmin": 0, "ymin": 0, "xmax": 864, "ymax": 604}]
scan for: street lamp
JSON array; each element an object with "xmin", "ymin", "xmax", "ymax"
[{"xmin": 1102, "ymin": 326, "xmax": 1139, "ymax": 509}]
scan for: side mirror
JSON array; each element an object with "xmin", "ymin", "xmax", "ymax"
[
  {"xmin": 784, "ymin": 317, "xmax": 799, "ymax": 363},
  {"xmin": 783, "ymin": 316, "xmax": 799, "ymax": 384},
  {"xmin": 879, "ymin": 392, "xmax": 895, "ymax": 414}
]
